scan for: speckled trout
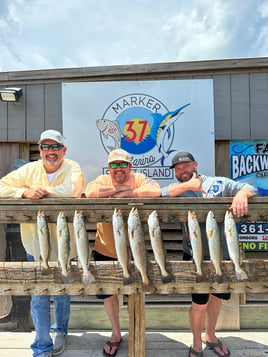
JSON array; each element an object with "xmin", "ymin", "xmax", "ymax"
[
  {"xmin": 112, "ymin": 208, "xmax": 133, "ymax": 285},
  {"xmin": 224, "ymin": 210, "xmax": 248, "ymax": 281},
  {"xmin": 206, "ymin": 211, "xmax": 223, "ymax": 283},
  {"xmin": 37, "ymin": 211, "xmax": 52, "ymax": 274},
  {"xmin": 73, "ymin": 211, "xmax": 96, "ymax": 285},
  {"xmin": 128, "ymin": 207, "xmax": 153, "ymax": 292},
  {"xmin": 148, "ymin": 210, "xmax": 174, "ymax": 284},
  {"xmin": 187, "ymin": 211, "xmax": 205, "ymax": 282},
  {"xmin": 57, "ymin": 211, "xmax": 72, "ymax": 283}
]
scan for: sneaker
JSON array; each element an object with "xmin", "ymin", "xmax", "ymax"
[{"xmin": 52, "ymin": 332, "xmax": 66, "ymax": 356}]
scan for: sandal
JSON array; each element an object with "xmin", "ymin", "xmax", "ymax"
[
  {"xmin": 203, "ymin": 339, "xmax": 230, "ymax": 357},
  {"xmin": 103, "ymin": 338, "xmax": 122, "ymax": 356},
  {"xmin": 189, "ymin": 345, "xmax": 203, "ymax": 357}
]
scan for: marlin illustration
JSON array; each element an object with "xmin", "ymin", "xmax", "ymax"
[
  {"xmin": 96, "ymin": 119, "xmax": 122, "ymax": 150},
  {"xmin": 150, "ymin": 103, "xmax": 190, "ymax": 164}
]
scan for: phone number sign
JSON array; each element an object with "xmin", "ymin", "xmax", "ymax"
[{"xmin": 237, "ymin": 222, "xmax": 268, "ymax": 251}]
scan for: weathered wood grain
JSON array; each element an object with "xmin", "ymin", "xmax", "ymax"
[
  {"xmin": 0, "ymin": 260, "xmax": 267, "ymax": 296},
  {"xmin": 0, "ymin": 197, "xmax": 266, "ymax": 223}
]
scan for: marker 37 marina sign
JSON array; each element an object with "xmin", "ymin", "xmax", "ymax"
[{"xmin": 96, "ymin": 93, "xmax": 190, "ymax": 179}]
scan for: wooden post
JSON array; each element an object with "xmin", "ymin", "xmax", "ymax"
[{"xmin": 128, "ymin": 292, "xmax": 146, "ymax": 357}]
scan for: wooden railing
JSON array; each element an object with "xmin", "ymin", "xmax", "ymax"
[{"xmin": 0, "ymin": 197, "xmax": 267, "ymax": 356}]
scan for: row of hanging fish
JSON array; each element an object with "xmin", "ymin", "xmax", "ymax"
[
  {"xmin": 113, "ymin": 207, "xmax": 174, "ymax": 292},
  {"xmin": 188, "ymin": 210, "xmax": 248, "ymax": 283},
  {"xmin": 37, "ymin": 210, "xmax": 96, "ymax": 284}
]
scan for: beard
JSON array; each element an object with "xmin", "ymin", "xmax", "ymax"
[{"xmin": 176, "ymin": 169, "xmax": 197, "ymax": 183}]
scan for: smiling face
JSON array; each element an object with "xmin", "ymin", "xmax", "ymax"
[
  {"xmin": 39, "ymin": 139, "xmax": 66, "ymax": 173},
  {"xmin": 174, "ymin": 161, "xmax": 198, "ymax": 182},
  {"xmin": 108, "ymin": 161, "xmax": 132, "ymax": 184}
]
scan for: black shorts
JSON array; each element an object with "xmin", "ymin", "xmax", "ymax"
[
  {"xmin": 94, "ymin": 251, "xmax": 117, "ymax": 300},
  {"xmin": 183, "ymin": 252, "xmax": 231, "ymax": 305}
]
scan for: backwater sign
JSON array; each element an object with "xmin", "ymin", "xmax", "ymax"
[
  {"xmin": 230, "ymin": 141, "xmax": 268, "ymax": 251},
  {"xmin": 62, "ymin": 79, "xmax": 214, "ymax": 187}
]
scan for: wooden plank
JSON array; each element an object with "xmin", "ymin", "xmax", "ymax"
[
  {"xmin": 128, "ymin": 294, "xmax": 135, "ymax": 357},
  {"xmin": 215, "ymin": 141, "xmax": 230, "ymax": 177},
  {"xmin": 216, "ymin": 293, "xmax": 240, "ymax": 330},
  {"xmin": 0, "ymin": 260, "xmax": 267, "ymax": 295},
  {"xmin": 2, "ymin": 58, "xmax": 268, "ymax": 84},
  {"xmin": 0, "ymin": 197, "xmax": 266, "ymax": 224}
]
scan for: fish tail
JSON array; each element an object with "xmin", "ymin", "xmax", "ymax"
[
  {"xmin": 196, "ymin": 272, "xmax": 206, "ymax": 283},
  {"xmin": 123, "ymin": 275, "xmax": 134, "ymax": 286},
  {"xmin": 142, "ymin": 282, "xmax": 154, "ymax": 293},
  {"xmin": 62, "ymin": 272, "xmax": 74, "ymax": 284},
  {"xmin": 236, "ymin": 269, "xmax": 248, "ymax": 281},
  {"xmin": 214, "ymin": 274, "xmax": 224, "ymax": 284},
  {"xmin": 161, "ymin": 272, "xmax": 175, "ymax": 284},
  {"xmin": 82, "ymin": 271, "xmax": 96, "ymax": 285},
  {"xmin": 42, "ymin": 267, "xmax": 53, "ymax": 275}
]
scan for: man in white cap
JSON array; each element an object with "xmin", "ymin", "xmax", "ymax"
[
  {"xmin": 0, "ymin": 129, "xmax": 84, "ymax": 357},
  {"xmin": 85, "ymin": 148, "xmax": 160, "ymax": 356}
]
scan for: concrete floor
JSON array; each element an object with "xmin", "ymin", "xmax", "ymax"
[{"xmin": 0, "ymin": 330, "xmax": 267, "ymax": 357}]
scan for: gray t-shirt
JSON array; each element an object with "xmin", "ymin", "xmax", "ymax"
[{"xmin": 161, "ymin": 174, "xmax": 258, "ymax": 257}]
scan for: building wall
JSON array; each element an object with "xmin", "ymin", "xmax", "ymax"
[{"xmin": 0, "ymin": 57, "xmax": 268, "ymax": 178}]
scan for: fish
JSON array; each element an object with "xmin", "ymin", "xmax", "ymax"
[
  {"xmin": 96, "ymin": 118, "xmax": 122, "ymax": 150},
  {"xmin": 128, "ymin": 207, "xmax": 153, "ymax": 292},
  {"xmin": 37, "ymin": 211, "xmax": 52, "ymax": 274},
  {"xmin": 148, "ymin": 210, "xmax": 174, "ymax": 284},
  {"xmin": 206, "ymin": 211, "xmax": 223, "ymax": 283},
  {"xmin": 224, "ymin": 210, "xmax": 248, "ymax": 281},
  {"xmin": 73, "ymin": 211, "xmax": 96, "ymax": 284},
  {"xmin": 150, "ymin": 103, "xmax": 190, "ymax": 164},
  {"xmin": 112, "ymin": 208, "xmax": 133, "ymax": 285},
  {"xmin": 57, "ymin": 211, "xmax": 72, "ymax": 283},
  {"xmin": 187, "ymin": 211, "xmax": 205, "ymax": 282}
]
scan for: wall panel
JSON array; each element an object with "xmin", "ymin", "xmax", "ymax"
[
  {"xmin": 230, "ymin": 74, "xmax": 250, "ymax": 140},
  {"xmin": 249, "ymin": 73, "xmax": 268, "ymax": 139},
  {"xmin": 44, "ymin": 83, "xmax": 62, "ymax": 132},
  {"xmin": 213, "ymin": 75, "xmax": 231, "ymax": 139},
  {"xmin": 26, "ymin": 85, "xmax": 45, "ymax": 142}
]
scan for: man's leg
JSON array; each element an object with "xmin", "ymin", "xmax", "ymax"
[
  {"xmin": 30, "ymin": 295, "xmax": 53, "ymax": 357},
  {"xmin": 203, "ymin": 294, "xmax": 230, "ymax": 356},
  {"xmin": 189, "ymin": 301, "xmax": 207, "ymax": 355},
  {"xmin": 52, "ymin": 295, "xmax": 70, "ymax": 335},
  {"xmin": 103, "ymin": 294, "xmax": 122, "ymax": 355},
  {"xmin": 51, "ymin": 295, "xmax": 70, "ymax": 355}
]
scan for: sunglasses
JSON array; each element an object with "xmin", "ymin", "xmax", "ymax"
[
  {"xmin": 109, "ymin": 162, "xmax": 129, "ymax": 169},
  {"xmin": 39, "ymin": 144, "xmax": 64, "ymax": 151}
]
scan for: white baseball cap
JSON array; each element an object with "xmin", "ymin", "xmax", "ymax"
[{"xmin": 38, "ymin": 130, "xmax": 64, "ymax": 144}]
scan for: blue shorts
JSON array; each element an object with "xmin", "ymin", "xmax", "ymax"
[
  {"xmin": 94, "ymin": 251, "xmax": 117, "ymax": 300},
  {"xmin": 183, "ymin": 251, "xmax": 231, "ymax": 304}
]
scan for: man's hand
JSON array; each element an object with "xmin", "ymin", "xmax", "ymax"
[
  {"xmin": 168, "ymin": 172, "xmax": 207, "ymax": 197},
  {"xmin": 187, "ymin": 172, "xmax": 207, "ymax": 193},
  {"xmin": 229, "ymin": 189, "xmax": 251, "ymax": 217},
  {"xmin": 22, "ymin": 187, "xmax": 49, "ymax": 199},
  {"xmin": 113, "ymin": 185, "xmax": 136, "ymax": 198}
]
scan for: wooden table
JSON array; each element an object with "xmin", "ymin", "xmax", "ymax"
[{"xmin": 0, "ymin": 197, "xmax": 267, "ymax": 356}]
